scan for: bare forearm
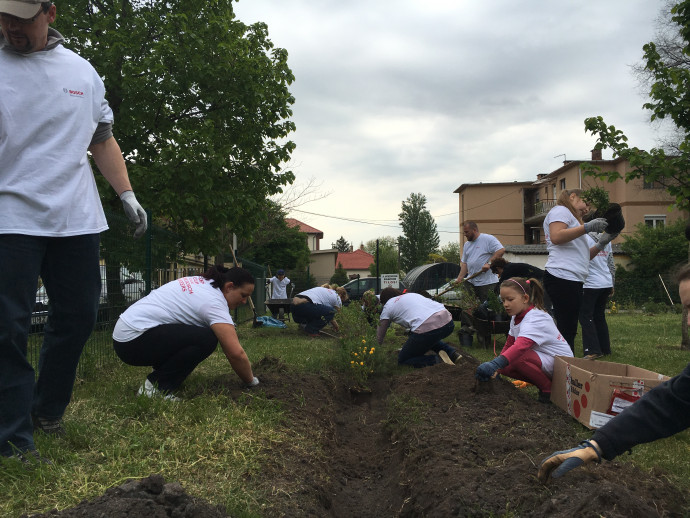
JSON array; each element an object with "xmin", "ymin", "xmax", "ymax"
[{"xmin": 89, "ymin": 137, "xmax": 133, "ymax": 196}]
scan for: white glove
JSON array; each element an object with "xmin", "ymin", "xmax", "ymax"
[
  {"xmin": 119, "ymin": 190, "xmax": 148, "ymax": 238},
  {"xmin": 584, "ymin": 218, "xmax": 608, "ymax": 233},
  {"xmin": 244, "ymin": 376, "xmax": 260, "ymax": 388},
  {"xmin": 596, "ymin": 231, "xmax": 619, "ymax": 250}
]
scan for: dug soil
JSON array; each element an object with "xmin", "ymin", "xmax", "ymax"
[{"xmin": 29, "ymin": 353, "xmax": 688, "ymax": 518}]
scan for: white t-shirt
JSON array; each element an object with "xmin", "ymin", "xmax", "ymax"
[
  {"xmin": 297, "ymin": 287, "xmax": 342, "ymax": 308},
  {"xmin": 380, "ymin": 293, "xmax": 448, "ymax": 332},
  {"xmin": 544, "ymin": 205, "xmax": 590, "ymax": 282},
  {"xmin": 461, "ymin": 233, "xmax": 503, "ymax": 286},
  {"xmin": 509, "ymin": 308, "xmax": 573, "ymax": 375},
  {"xmin": 113, "ymin": 276, "xmax": 234, "ymax": 342},
  {"xmin": 269, "ymin": 276, "xmax": 290, "ymax": 299},
  {"xmin": 0, "ymin": 44, "xmax": 112, "ymax": 236},
  {"xmin": 584, "ymin": 234, "xmax": 614, "ymax": 289}
]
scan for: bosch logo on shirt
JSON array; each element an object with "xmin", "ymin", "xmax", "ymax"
[{"xmin": 63, "ymin": 88, "xmax": 85, "ymax": 98}]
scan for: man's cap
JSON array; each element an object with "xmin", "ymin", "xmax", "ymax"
[
  {"xmin": 277, "ymin": 269, "xmax": 285, "ymax": 275},
  {"xmin": 0, "ymin": 0, "xmax": 45, "ymax": 18}
]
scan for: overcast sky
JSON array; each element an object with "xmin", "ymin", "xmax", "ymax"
[{"xmin": 233, "ymin": 0, "xmax": 666, "ymax": 249}]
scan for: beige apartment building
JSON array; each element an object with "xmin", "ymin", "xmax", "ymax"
[{"xmin": 454, "ymin": 150, "xmax": 686, "ymax": 266}]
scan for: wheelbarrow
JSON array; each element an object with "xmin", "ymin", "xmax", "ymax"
[
  {"xmin": 457, "ymin": 308, "xmax": 510, "ymax": 348},
  {"xmin": 265, "ymin": 298, "xmax": 293, "ymax": 322}
]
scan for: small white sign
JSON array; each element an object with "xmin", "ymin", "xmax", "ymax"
[
  {"xmin": 380, "ymin": 274, "xmax": 399, "ymax": 289},
  {"xmin": 589, "ymin": 411, "xmax": 615, "ymax": 429}
]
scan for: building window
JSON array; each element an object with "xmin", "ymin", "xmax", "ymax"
[
  {"xmin": 645, "ymin": 215, "xmax": 666, "ymax": 228},
  {"xmin": 531, "ymin": 228, "xmax": 541, "ymax": 244},
  {"xmin": 559, "ymin": 179, "xmax": 566, "ymax": 191},
  {"xmin": 642, "ymin": 174, "xmax": 663, "ymax": 189}
]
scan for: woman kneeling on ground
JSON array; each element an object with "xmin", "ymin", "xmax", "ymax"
[
  {"xmin": 112, "ymin": 266, "xmax": 259, "ymax": 400},
  {"xmin": 475, "ymin": 277, "xmax": 573, "ymax": 403},
  {"xmin": 377, "ymin": 287, "xmax": 460, "ymax": 368}
]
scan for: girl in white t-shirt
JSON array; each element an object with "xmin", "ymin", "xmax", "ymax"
[
  {"xmin": 543, "ymin": 188, "xmax": 615, "ymax": 351},
  {"xmin": 475, "ymin": 277, "xmax": 573, "ymax": 402},
  {"xmin": 113, "ymin": 266, "xmax": 259, "ymax": 400}
]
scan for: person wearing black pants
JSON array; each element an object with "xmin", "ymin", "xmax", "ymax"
[
  {"xmin": 542, "ymin": 189, "xmax": 617, "ymax": 353},
  {"xmin": 578, "ymin": 233, "xmax": 615, "ymax": 358},
  {"xmin": 113, "ymin": 266, "xmax": 260, "ymax": 400}
]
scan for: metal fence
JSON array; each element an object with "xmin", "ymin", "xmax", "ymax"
[{"xmin": 28, "ymin": 210, "xmax": 258, "ymax": 378}]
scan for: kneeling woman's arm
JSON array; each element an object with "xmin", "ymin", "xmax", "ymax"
[{"xmin": 212, "ymin": 323, "xmax": 255, "ymax": 385}]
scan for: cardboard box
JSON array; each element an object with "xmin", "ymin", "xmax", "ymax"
[{"xmin": 550, "ymin": 356, "xmax": 670, "ymax": 429}]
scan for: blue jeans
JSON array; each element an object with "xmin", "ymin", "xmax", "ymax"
[
  {"xmin": 398, "ymin": 320, "xmax": 457, "ymax": 368},
  {"xmin": 114, "ymin": 324, "xmax": 218, "ymax": 392},
  {"xmin": 291, "ymin": 302, "xmax": 335, "ymax": 334},
  {"xmin": 0, "ymin": 234, "xmax": 100, "ymax": 456}
]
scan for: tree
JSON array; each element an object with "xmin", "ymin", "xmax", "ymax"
[
  {"xmin": 364, "ymin": 237, "xmax": 399, "ymax": 276},
  {"xmin": 397, "ymin": 193, "xmax": 440, "ymax": 272},
  {"xmin": 332, "ymin": 236, "xmax": 351, "ymax": 252},
  {"xmin": 438, "ymin": 242, "xmax": 461, "ymax": 264},
  {"xmin": 238, "ymin": 201, "xmax": 311, "ymax": 271},
  {"xmin": 583, "ymin": 0, "xmax": 690, "ymax": 348},
  {"xmin": 55, "ymin": 1, "xmax": 296, "ymax": 256},
  {"xmin": 330, "ymin": 263, "xmax": 349, "ymax": 286}
]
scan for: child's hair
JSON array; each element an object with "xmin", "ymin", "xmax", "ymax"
[
  {"xmin": 321, "ymin": 283, "xmax": 333, "ymax": 289},
  {"xmin": 500, "ymin": 277, "xmax": 545, "ymax": 310},
  {"xmin": 556, "ymin": 188, "xmax": 584, "ymax": 224},
  {"xmin": 203, "ymin": 265, "xmax": 255, "ymax": 290},
  {"xmin": 380, "ymin": 287, "xmax": 402, "ymax": 307},
  {"xmin": 490, "ymin": 257, "xmax": 507, "ymax": 274}
]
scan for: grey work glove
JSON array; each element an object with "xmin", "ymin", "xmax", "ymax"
[
  {"xmin": 538, "ymin": 439, "xmax": 602, "ymax": 483},
  {"xmin": 475, "ymin": 355, "xmax": 509, "ymax": 381},
  {"xmin": 595, "ymin": 231, "xmax": 619, "ymax": 250},
  {"xmin": 244, "ymin": 376, "xmax": 260, "ymax": 388},
  {"xmin": 584, "ymin": 218, "xmax": 608, "ymax": 233},
  {"xmin": 119, "ymin": 191, "xmax": 148, "ymax": 238}
]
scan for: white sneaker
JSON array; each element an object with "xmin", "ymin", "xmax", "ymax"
[{"xmin": 137, "ymin": 379, "xmax": 181, "ymax": 401}]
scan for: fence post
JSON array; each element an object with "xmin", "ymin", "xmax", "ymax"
[{"xmin": 145, "ymin": 209, "xmax": 152, "ymax": 295}]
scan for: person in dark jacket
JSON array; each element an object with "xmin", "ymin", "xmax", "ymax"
[{"xmin": 538, "ymin": 262, "xmax": 690, "ymax": 483}]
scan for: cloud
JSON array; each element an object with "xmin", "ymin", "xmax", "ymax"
[{"xmin": 234, "ymin": 0, "xmax": 663, "ymax": 247}]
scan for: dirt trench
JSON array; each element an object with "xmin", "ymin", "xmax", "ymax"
[{"xmin": 27, "ymin": 354, "xmax": 690, "ymax": 517}]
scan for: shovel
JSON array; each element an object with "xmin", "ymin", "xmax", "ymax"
[
  {"xmin": 432, "ymin": 270, "xmax": 483, "ymax": 300},
  {"xmin": 228, "ymin": 247, "xmax": 263, "ymax": 328}
]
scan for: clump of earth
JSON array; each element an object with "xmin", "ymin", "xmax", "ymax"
[{"xmin": 28, "ymin": 352, "xmax": 688, "ymax": 517}]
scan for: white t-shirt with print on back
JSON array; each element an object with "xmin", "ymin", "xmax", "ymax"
[
  {"xmin": 380, "ymin": 293, "xmax": 448, "ymax": 332},
  {"xmin": 113, "ymin": 276, "xmax": 234, "ymax": 342}
]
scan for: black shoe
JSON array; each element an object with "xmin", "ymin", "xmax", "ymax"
[
  {"xmin": 450, "ymin": 351, "xmax": 462, "ymax": 364},
  {"xmin": 32, "ymin": 414, "xmax": 66, "ymax": 437},
  {"xmin": 10, "ymin": 449, "xmax": 53, "ymax": 468},
  {"xmin": 538, "ymin": 391, "xmax": 552, "ymax": 404}
]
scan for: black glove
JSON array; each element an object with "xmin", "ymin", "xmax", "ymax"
[
  {"xmin": 537, "ymin": 439, "xmax": 602, "ymax": 483},
  {"xmin": 475, "ymin": 355, "xmax": 509, "ymax": 381}
]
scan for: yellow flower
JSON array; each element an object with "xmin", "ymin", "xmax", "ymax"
[
  {"xmin": 350, "ymin": 360, "xmax": 354, "ymax": 364},
  {"xmin": 353, "ymin": 352, "xmax": 358, "ymax": 356},
  {"xmin": 362, "ymin": 339, "xmax": 366, "ymax": 343},
  {"xmin": 369, "ymin": 349, "xmax": 374, "ymax": 354},
  {"xmin": 360, "ymin": 362, "xmax": 364, "ymax": 366}
]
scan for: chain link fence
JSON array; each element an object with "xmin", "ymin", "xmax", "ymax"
[{"xmin": 28, "ymin": 210, "xmax": 257, "ymax": 377}]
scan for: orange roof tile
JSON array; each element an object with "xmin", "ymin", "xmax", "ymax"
[
  {"xmin": 336, "ymin": 249, "xmax": 374, "ymax": 270},
  {"xmin": 285, "ymin": 218, "xmax": 323, "ymax": 237}
]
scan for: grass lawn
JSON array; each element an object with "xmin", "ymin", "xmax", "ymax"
[{"xmin": 1, "ymin": 311, "xmax": 689, "ymax": 517}]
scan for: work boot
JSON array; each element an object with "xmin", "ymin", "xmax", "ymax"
[
  {"xmin": 450, "ymin": 351, "xmax": 463, "ymax": 364},
  {"xmin": 32, "ymin": 414, "xmax": 65, "ymax": 437},
  {"xmin": 9, "ymin": 449, "xmax": 53, "ymax": 469},
  {"xmin": 438, "ymin": 351, "xmax": 455, "ymax": 365}
]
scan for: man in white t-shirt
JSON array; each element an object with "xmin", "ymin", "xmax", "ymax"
[
  {"xmin": 0, "ymin": 0, "xmax": 147, "ymax": 463},
  {"xmin": 455, "ymin": 221, "xmax": 505, "ymax": 302}
]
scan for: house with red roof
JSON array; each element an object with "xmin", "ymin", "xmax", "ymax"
[
  {"xmin": 285, "ymin": 218, "xmax": 323, "ymax": 251},
  {"xmin": 336, "ymin": 246, "xmax": 374, "ymax": 279}
]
